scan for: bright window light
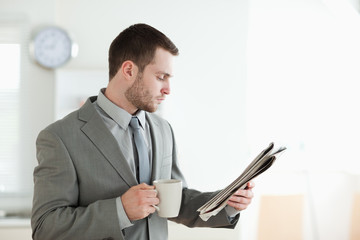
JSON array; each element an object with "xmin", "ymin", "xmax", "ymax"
[
  {"xmin": 246, "ymin": 0, "xmax": 360, "ymax": 173},
  {"xmin": 0, "ymin": 44, "xmax": 20, "ymax": 90},
  {"xmin": 0, "ymin": 43, "xmax": 21, "ymax": 193}
]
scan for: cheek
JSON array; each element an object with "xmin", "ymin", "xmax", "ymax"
[
  {"xmin": 147, "ymin": 82, "xmax": 162, "ymax": 95},
  {"xmin": 141, "ymin": 75, "xmax": 163, "ymax": 95}
]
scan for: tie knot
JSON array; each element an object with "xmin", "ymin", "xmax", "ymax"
[{"xmin": 130, "ymin": 117, "xmax": 141, "ymax": 130}]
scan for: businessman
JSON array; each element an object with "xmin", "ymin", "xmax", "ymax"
[{"xmin": 31, "ymin": 23, "xmax": 254, "ymax": 240}]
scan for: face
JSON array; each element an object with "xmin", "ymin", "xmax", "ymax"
[{"xmin": 125, "ymin": 48, "xmax": 174, "ymax": 113}]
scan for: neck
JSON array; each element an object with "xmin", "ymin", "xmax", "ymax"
[{"xmin": 104, "ymin": 87, "xmax": 138, "ymax": 115}]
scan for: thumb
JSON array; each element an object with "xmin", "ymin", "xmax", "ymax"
[{"xmin": 246, "ymin": 181, "xmax": 255, "ymax": 189}]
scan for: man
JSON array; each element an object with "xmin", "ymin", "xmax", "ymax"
[{"xmin": 31, "ymin": 23, "xmax": 254, "ymax": 240}]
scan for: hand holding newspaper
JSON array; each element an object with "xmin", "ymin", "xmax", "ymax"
[{"xmin": 197, "ymin": 142, "xmax": 286, "ymax": 221}]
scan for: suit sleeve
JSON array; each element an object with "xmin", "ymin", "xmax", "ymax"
[
  {"xmin": 166, "ymin": 124, "xmax": 239, "ymax": 228},
  {"xmin": 31, "ymin": 129, "xmax": 124, "ymax": 240}
]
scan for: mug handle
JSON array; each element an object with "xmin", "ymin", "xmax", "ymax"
[
  {"xmin": 152, "ymin": 205, "xmax": 160, "ymax": 211},
  {"xmin": 152, "ymin": 188, "xmax": 160, "ymax": 211}
]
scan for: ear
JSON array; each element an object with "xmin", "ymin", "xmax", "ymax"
[{"xmin": 121, "ymin": 60, "xmax": 138, "ymax": 81}]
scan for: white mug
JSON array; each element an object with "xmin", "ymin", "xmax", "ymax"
[{"xmin": 153, "ymin": 179, "xmax": 182, "ymax": 218}]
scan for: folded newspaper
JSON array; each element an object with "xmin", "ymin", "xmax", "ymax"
[{"xmin": 197, "ymin": 142, "xmax": 286, "ymax": 221}]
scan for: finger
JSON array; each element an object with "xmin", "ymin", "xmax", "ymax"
[
  {"xmin": 138, "ymin": 183, "xmax": 155, "ymax": 190},
  {"xmin": 233, "ymin": 189, "xmax": 254, "ymax": 199},
  {"xmin": 139, "ymin": 206, "xmax": 154, "ymax": 219},
  {"xmin": 139, "ymin": 189, "xmax": 158, "ymax": 200},
  {"xmin": 143, "ymin": 196, "xmax": 159, "ymax": 207},
  {"xmin": 145, "ymin": 189, "xmax": 158, "ymax": 198},
  {"xmin": 139, "ymin": 190, "xmax": 159, "ymax": 205},
  {"xmin": 227, "ymin": 200, "xmax": 250, "ymax": 211},
  {"xmin": 227, "ymin": 195, "xmax": 253, "ymax": 210},
  {"xmin": 228, "ymin": 195, "xmax": 252, "ymax": 205},
  {"xmin": 148, "ymin": 206, "xmax": 157, "ymax": 214}
]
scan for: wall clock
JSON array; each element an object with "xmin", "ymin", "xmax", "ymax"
[{"xmin": 30, "ymin": 26, "xmax": 78, "ymax": 69}]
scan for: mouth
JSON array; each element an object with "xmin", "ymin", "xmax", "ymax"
[{"xmin": 157, "ymin": 97, "xmax": 165, "ymax": 103}]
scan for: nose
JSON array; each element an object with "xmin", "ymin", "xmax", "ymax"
[{"xmin": 161, "ymin": 81, "xmax": 170, "ymax": 95}]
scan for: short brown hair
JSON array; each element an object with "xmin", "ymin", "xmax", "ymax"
[{"xmin": 108, "ymin": 23, "xmax": 179, "ymax": 80}]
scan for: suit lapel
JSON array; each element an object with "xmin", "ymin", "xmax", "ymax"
[
  {"xmin": 79, "ymin": 98, "xmax": 138, "ymax": 187},
  {"xmin": 146, "ymin": 113, "xmax": 165, "ymax": 182}
]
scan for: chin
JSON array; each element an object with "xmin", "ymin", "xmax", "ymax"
[
  {"xmin": 142, "ymin": 105, "xmax": 158, "ymax": 113},
  {"xmin": 148, "ymin": 107, "xmax": 158, "ymax": 113}
]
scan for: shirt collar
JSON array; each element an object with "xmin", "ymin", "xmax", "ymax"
[{"xmin": 97, "ymin": 88, "xmax": 146, "ymax": 130}]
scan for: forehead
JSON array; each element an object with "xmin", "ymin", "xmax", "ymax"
[{"xmin": 145, "ymin": 48, "xmax": 174, "ymax": 75}]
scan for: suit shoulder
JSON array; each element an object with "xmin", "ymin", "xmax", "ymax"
[
  {"xmin": 42, "ymin": 110, "xmax": 81, "ymax": 134},
  {"xmin": 42, "ymin": 97, "xmax": 97, "ymax": 134}
]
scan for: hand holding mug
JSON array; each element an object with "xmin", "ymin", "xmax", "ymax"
[{"xmin": 121, "ymin": 183, "xmax": 159, "ymax": 221}]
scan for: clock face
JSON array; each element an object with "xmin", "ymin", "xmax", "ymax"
[{"xmin": 32, "ymin": 26, "xmax": 74, "ymax": 69}]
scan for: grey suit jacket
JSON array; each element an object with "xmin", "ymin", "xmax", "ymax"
[{"xmin": 31, "ymin": 96, "xmax": 239, "ymax": 240}]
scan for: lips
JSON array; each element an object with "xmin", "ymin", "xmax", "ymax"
[{"xmin": 157, "ymin": 96, "xmax": 165, "ymax": 102}]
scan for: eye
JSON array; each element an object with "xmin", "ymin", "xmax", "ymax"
[{"xmin": 157, "ymin": 76, "xmax": 165, "ymax": 81}]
